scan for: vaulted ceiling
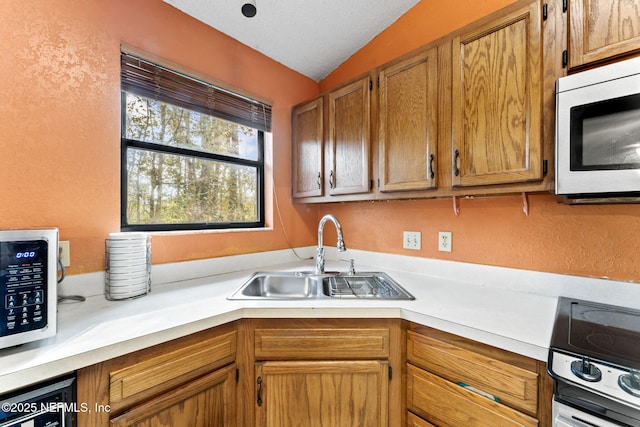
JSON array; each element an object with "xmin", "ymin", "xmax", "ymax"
[{"xmin": 163, "ymin": 0, "xmax": 420, "ymax": 81}]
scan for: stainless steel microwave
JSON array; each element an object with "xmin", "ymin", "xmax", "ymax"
[
  {"xmin": 0, "ymin": 228, "xmax": 58, "ymax": 350},
  {"xmin": 555, "ymin": 55, "xmax": 640, "ymax": 202}
]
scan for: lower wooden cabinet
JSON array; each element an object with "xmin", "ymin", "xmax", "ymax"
[
  {"xmin": 239, "ymin": 318, "xmax": 402, "ymax": 427},
  {"xmin": 405, "ymin": 324, "xmax": 553, "ymax": 427},
  {"xmin": 407, "ymin": 411, "xmax": 437, "ymax": 427},
  {"xmin": 255, "ymin": 360, "xmax": 388, "ymax": 427},
  {"xmin": 75, "ymin": 318, "xmax": 552, "ymax": 427},
  {"xmin": 110, "ymin": 364, "xmax": 236, "ymax": 427},
  {"xmin": 407, "ymin": 365, "xmax": 537, "ymax": 427},
  {"xmin": 76, "ymin": 322, "xmax": 238, "ymax": 427}
]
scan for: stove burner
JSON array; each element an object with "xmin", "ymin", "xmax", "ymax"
[
  {"xmin": 567, "ymin": 303, "xmax": 640, "ymax": 368},
  {"xmin": 619, "ymin": 370, "xmax": 640, "ymax": 398},
  {"xmin": 585, "ymin": 333, "xmax": 640, "ymax": 361}
]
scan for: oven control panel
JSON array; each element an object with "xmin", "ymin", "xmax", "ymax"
[
  {"xmin": 0, "ymin": 240, "xmax": 49, "ymax": 337},
  {"xmin": 550, "ymin": 350, "xmax": 640, "ymax": 410}
]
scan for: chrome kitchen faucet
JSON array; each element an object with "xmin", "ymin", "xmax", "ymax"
[{"xmin": 315, "ymin": 214, "xmax": 346, "ymax": 274}]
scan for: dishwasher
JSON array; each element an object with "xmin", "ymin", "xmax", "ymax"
[{"xmin": 0, "ymin": 374, "xmax": 75, "ymax": 427}]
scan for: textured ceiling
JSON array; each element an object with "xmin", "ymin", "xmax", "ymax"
[{"xmin": 163, "ymin": 0, "xmax": 420, "ymax": 82}]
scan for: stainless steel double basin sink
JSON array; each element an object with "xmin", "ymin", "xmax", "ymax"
[{"xmin": 227, "ymin": 271, "xmax": 414, "ymax": 300}]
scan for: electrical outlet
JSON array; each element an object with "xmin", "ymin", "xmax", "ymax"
[
  {"xmin": 59, "ymin": 241, "xmax": 71, "ymax": 267},
  {"xmin": 438, "ymin": 231, "xmax": 452, "ymax": 252},
  {"xmin": 403, "ymin": 231, "xmax": 421, "ymax": 250}
]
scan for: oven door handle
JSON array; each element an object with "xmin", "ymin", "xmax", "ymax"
[
  {"xmin": 555, "ymin": 414, "xmax": 593, "ymax": 427},
  {"xmin": 554, "ymin": 401, "xmax": 624, "ymax": 427}
]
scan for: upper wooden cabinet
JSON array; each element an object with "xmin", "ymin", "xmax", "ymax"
[
  {"xmin": 451, "ymin": 0, "xmax": 543, "ymax": 187},
  {"xmin": 292, "ymin": 97, "xmax": 323, "ymax": 198},
  {"xmin": 378, "ymin": 48, "xmax": 438, "ymax": 192},
  {"xmin": 292, "ymin": 0, "xmax": 559, "ymax": 203},
  {"xmin": 292, "ymin": 77, "xmax": 372, "ymax": 200},
  {"xmin": 327, "ymin": 77, "xmax": 371, "ymax": 195},
  {"xmin": 568, "ymin": 0, "xmax": 640, "ymax": 69}
]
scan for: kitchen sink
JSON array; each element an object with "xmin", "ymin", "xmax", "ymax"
[
  {"xmin": 227, "ymin": 271, "xmax": 414, "ymax": 300},
  {"xmin": 233, "ymin": 272, "xmax": 317, "ymax": 298},
  {"xmin": 322, "ymin": 274, "xmax": 414, "ymax": 299}
]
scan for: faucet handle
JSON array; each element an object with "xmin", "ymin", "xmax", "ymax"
[{"xmin": 340, "ymin": 258, "xmax": 356, "ymax": 275}]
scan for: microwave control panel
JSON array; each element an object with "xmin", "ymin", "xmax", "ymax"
[{"xmin": 0, "ymin": 240, "xmax": 49, "ymax": 337}]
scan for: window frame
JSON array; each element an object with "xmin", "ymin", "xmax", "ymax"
[{"xmin": 120, "ymin": 55, "xmax": 267, "ymax": 232}]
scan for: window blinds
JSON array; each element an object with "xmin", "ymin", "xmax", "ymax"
[{"xmin": 121, "ymin": 52, "xmax": 272, "ymax": 132}]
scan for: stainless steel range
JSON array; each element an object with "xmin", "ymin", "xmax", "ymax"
[{"xmin": 548, "ymin": 297, "xmax": 640, "ymax": 426}]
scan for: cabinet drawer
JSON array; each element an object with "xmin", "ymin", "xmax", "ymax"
[
  {"xmin": 110, "ymin": 331, "xmax": 236, "ymax": 404},
  {"xmin": 407, "ymin": 365, "xmax": 537, "ymax": 427},
  {"xmin": 407, "ymin": 330, "xmax": 538, "ymax": 415},
  {"xmin": 254, "ymin": 328, "xmax": 389, "ymax": 359},
  {"xmin": 407, "ymin": 411, "xmax": 436, "ymax": 427}
]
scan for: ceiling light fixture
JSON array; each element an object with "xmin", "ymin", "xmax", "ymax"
[{"xmin": 241, "ymin": 0, "xmax": 257, "ymax": 18}]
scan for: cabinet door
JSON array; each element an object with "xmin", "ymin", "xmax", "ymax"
[
  {"xmin": 378, "ymin": 48, "xmax": 438, "ymax": 192},
  {"xmin": 110, "ymin": 364, "xmax": 236, "ymax": 427},
  {"xmin": 255, "ymin": 360, "xmax": 389, "ymax": 427},
  {"xmin": 292, "ymin": 97, "xmax": 323, "ymax": 198},
  {"xmin": 452, "ymin": 0, "xmax": 543, "ymax": 187},
  {"xmin": 569, "ymin": 0, "xmax": 640, "ymax": 68},
  {"xmin": 327, "ymin": 77, "xmax": 371, "ymax": 195}
]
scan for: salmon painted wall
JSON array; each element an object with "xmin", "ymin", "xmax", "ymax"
[
  {"xmin": 317, "ymin": 0, "xmax": 640, "ymax": 283},
  {"xmin": 0, "ymin": 0, "xmax": 319, "ymax": 274}
]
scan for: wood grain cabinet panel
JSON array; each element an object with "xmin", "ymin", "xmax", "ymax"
[
  {"xmin": 407, "ymin": 330, "xmax": 538, "ymax": 416},
  {"xmin": 407, "ymin": 365, "xmax": 538, "ymax": 427},
  {"xmin": 569, "ymin": 0, "xmax": 640, "ymax": 68},
  {"xmin": 407, "ymin": 411, "xmax": 437, "ymax": 427},
  {"xmin": 292, "ymin": 97, "xmax": 324, "ymax": 198},
  {"xmin": 255, "ymin": 360, "xmax": 388, "ymax": 427},
  {"xmin": 378, "ymin": 48, "xmax": 438, "ymax": 192},
  {"xmin": 109, "ymin": 331, "xmax": 236, "ymax": 405},
  {"xmin": 110, "ymin": 364, "xmax": 236, "ymax": 427},
  {"xmin": 241, "ymin": 319, "xmax": 402, "ymax": 427},
  {"xmin": 328, "ymin": 77, "xmax": 371, "ymax": 195},
  {"xmin": 77, "ymin": 323, "xmax": 238, "ymax": 427},
  {"xmin": 254, "ymin": 327, "xmax": 390, "ymax": 359},
  {"xmin": 451, "ymin": 0, "xmax": 543, "ymax": 187}
]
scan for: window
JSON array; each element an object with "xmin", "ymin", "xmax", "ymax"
[{"xmin": 120, "ymin": 52, "xmax": 270, "ymax": 231}]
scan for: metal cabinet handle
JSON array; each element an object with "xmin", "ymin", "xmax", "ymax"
[
  {"xmin": 454, "ymin": 149, "xmax": 460, "ymax": 177},
  {"xmin": 317, "ymin": 172, "xmax": 321, "ymax": 189},
  {"xmin": 329, "ymin": 170, "xmax": 335, "ymax": 189},
  {"xmin": 428, "ymin": 153, "xmax": 435, "ymax": 179},
  {"xmin": 257, "ymin": 376, "xmax": 263, "ymax": 406}
]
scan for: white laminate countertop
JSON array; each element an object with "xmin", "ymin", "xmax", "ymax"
[{"xmin": 1, "ymin": 248, "xmax": 639, "ymax": 395}]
